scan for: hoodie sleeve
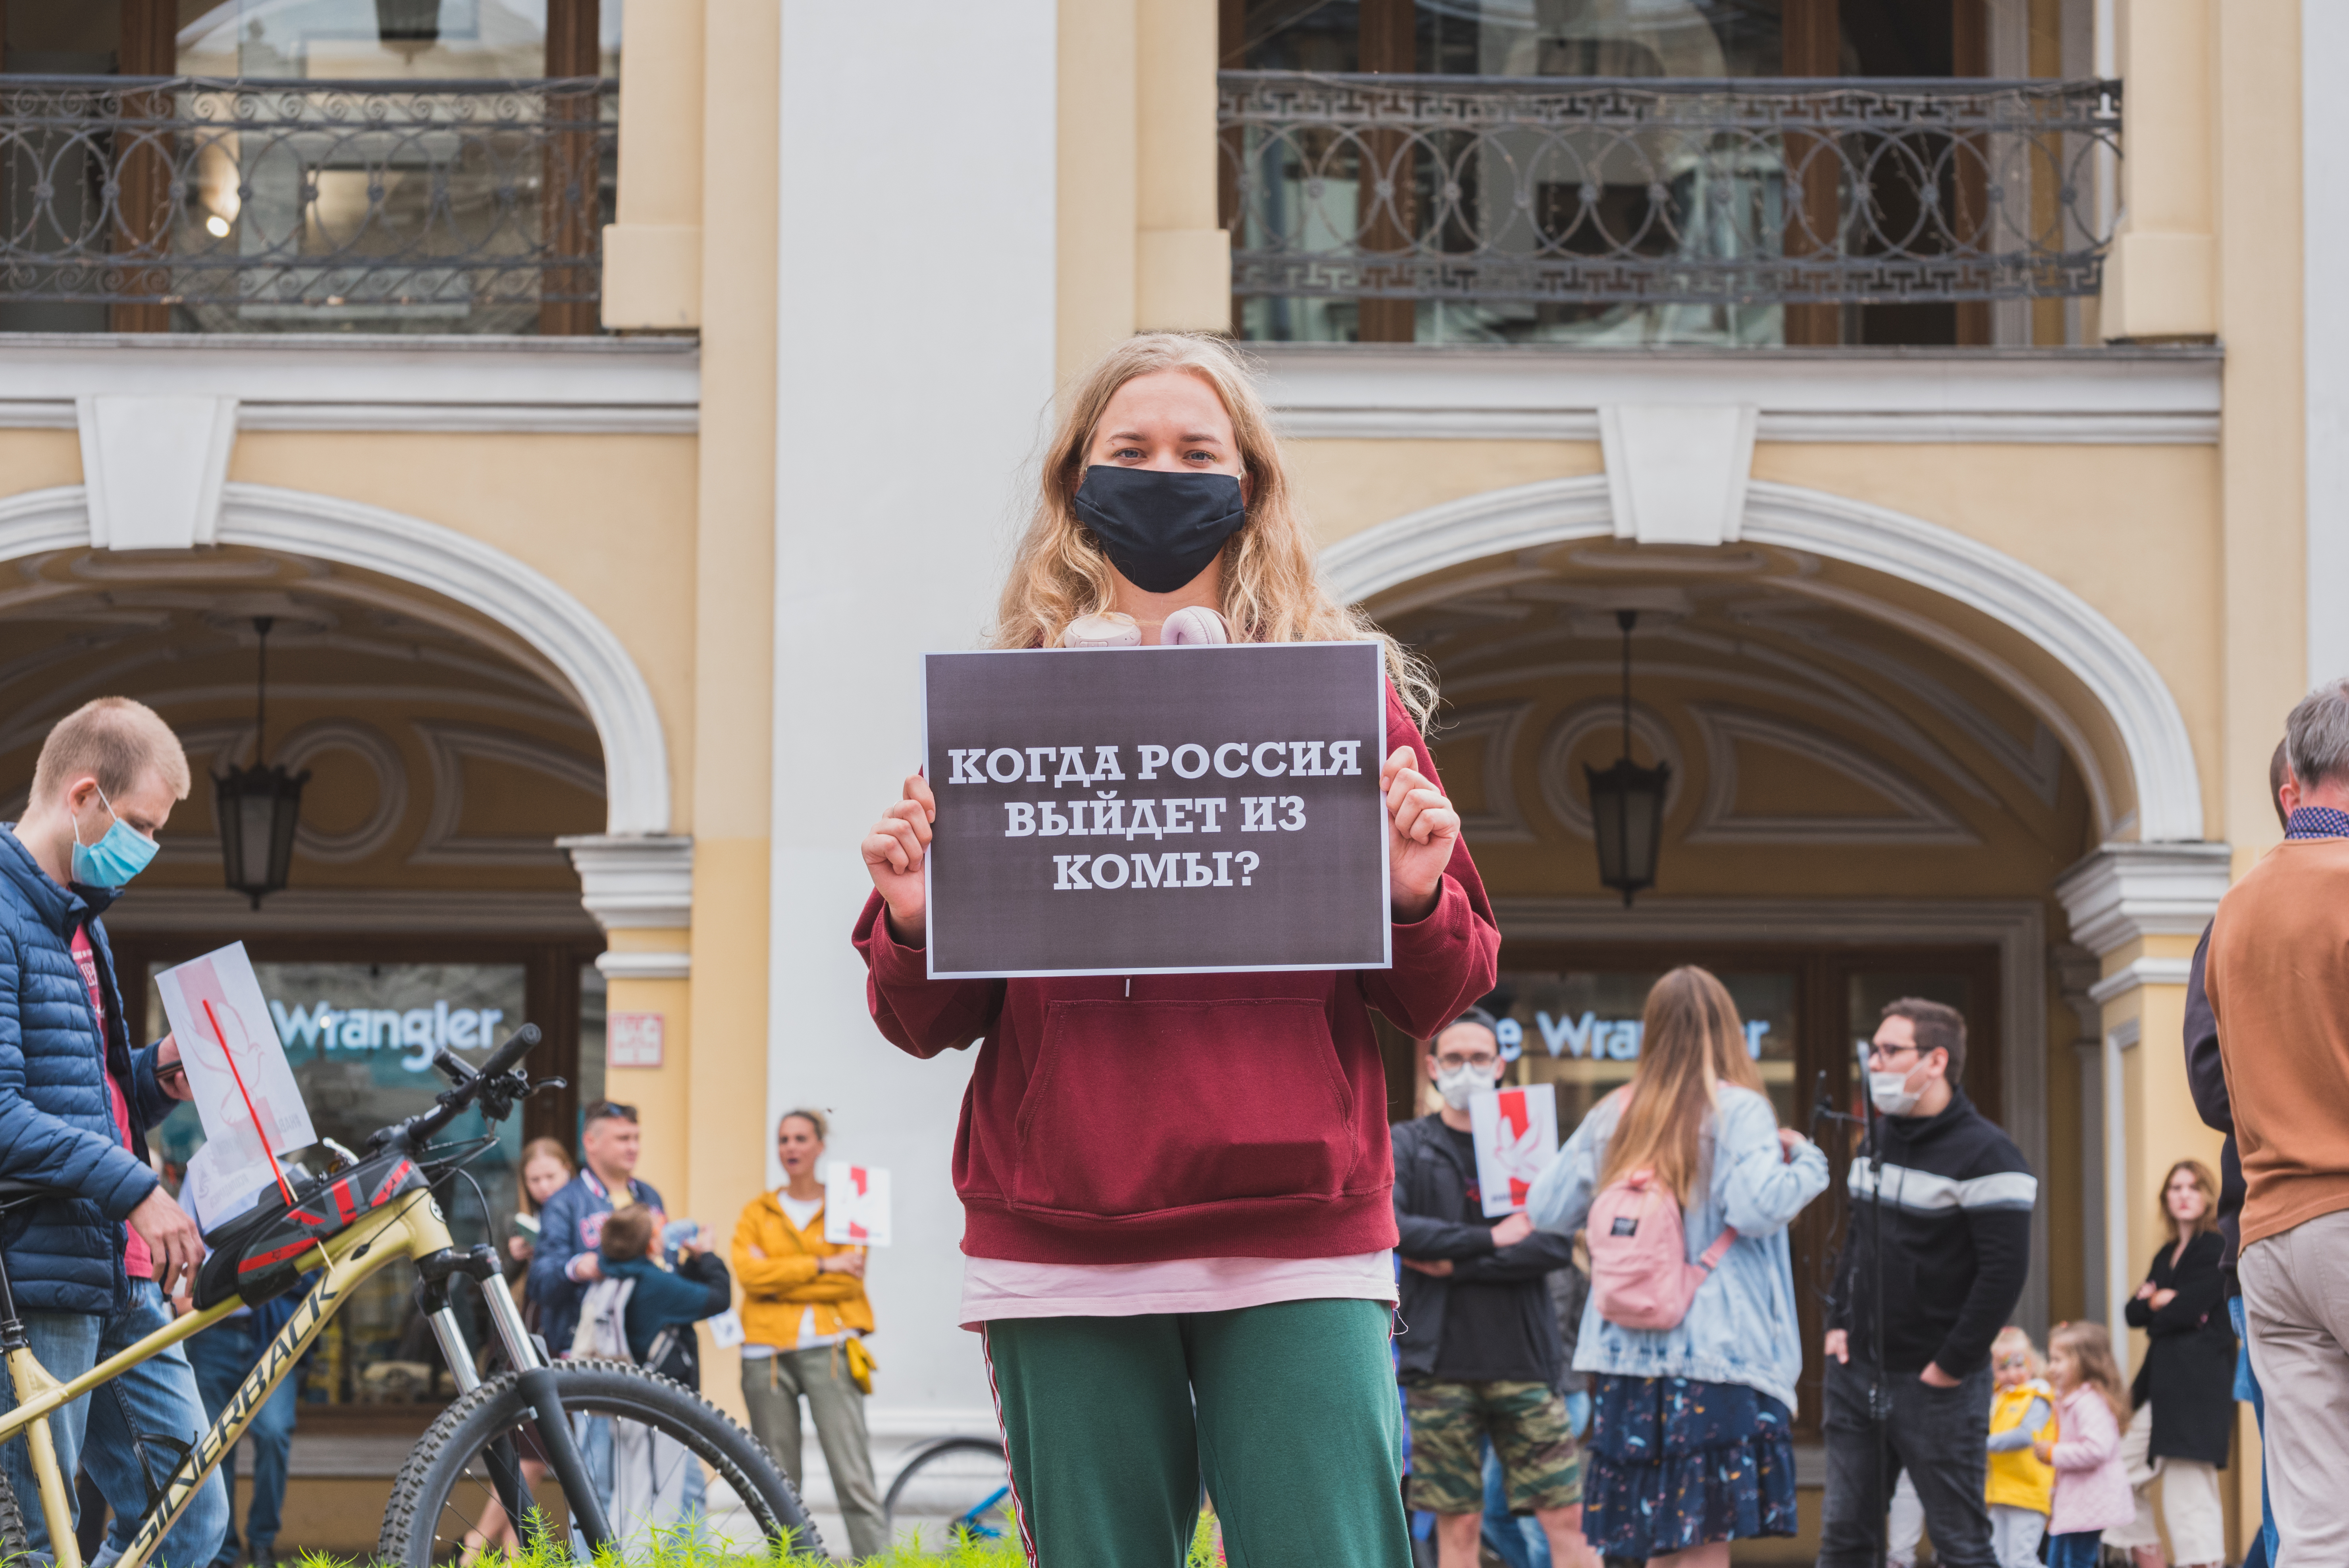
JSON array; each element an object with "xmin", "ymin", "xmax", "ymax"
[
  {"xmin": 1358, "ymin": 692, "xmax": 1501, "ymax": 1041},
  {"xmin": 854, "ymin": 892, "xmax": 1006, "ymax": 1059}
]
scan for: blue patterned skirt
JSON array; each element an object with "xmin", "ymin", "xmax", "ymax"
[{"xmin": 1581, "ymin": 1374, "xmax": 1800, "ymax": 1556}]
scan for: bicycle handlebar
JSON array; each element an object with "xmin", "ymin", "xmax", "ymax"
[{"xmin": 372, "ymin": 1024, "xmax": 544, "ymax": 1154}]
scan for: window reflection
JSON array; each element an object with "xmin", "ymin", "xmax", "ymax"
[{"xmin": 1490, "ymin": 968, "xmax": 1800, "ymax": 1135}]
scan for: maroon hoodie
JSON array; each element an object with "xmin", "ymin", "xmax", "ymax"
[{"xmin": 855, "ymin": 685, "xmax": 1500, "ymax": 1265}]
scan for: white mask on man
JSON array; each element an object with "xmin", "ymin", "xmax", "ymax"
[
  {"xmin": 1869, "ymin": 1069, "xmax": 1923, "ymax": 1117},
  {"xmin": 1434, "ymin": 1063, "xmax": 1493, "ymax": 1110}
]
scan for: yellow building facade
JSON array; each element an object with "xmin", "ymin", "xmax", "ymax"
[{"xmin": 0, "ymin": 0, "xmax": 2327, "ymax": 1555}]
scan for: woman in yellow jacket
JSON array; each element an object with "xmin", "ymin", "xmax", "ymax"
[{"xmin": 734, "ymin": 1108, "xmax": 886, "ymax": 1560}]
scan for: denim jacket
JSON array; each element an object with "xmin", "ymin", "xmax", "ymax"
[{"xmin": 1526, "ymin": 1084, "xmax": 1829, "ymax": 1413}]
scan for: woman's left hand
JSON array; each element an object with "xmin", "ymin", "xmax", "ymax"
[
  {"xmin": 1382, "ymin": 746, "xmax": 1461, "ymax": 923},
  {"xmin": 2150, "ymin": 1287, "xmax": 2177, "ymax": 1311}
]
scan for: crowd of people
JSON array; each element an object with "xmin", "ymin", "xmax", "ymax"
[{"xmin": 3, "ymin": 327, "xmax": 2346, "ymax": 1568}]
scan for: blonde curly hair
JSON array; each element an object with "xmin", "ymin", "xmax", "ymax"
[{"xmin": 990, "ymin": 332, "xmax": 1436, "ymax": 729}]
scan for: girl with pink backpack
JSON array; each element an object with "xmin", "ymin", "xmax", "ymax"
[{"xmin": 1525, "ymin": 967, "xmax": 1830, "ymax": 1568}]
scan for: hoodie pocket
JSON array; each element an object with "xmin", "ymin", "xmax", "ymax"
[{"xmin": 1010, "ymin": 998, "xmax": 1354, "ymax": 1218}]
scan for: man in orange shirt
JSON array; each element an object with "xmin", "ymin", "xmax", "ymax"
[{"xmin": 2206, "ymin": 677, "xmax": 2349, "ymax": 1566}]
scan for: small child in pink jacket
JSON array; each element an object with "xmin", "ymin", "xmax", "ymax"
[{"xmin": 2034, "ymin": 1321, "xmax": 2136, "ymax": 1568}]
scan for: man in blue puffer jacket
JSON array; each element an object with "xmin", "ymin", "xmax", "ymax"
[{"xmin": 0, "ymin": 697, "xmax": 227, "ymax": 1567}]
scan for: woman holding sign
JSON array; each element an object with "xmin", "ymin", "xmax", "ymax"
[{"xmin": 856, "ymin": 333, "xmax": 1499, "ymax": 1567}]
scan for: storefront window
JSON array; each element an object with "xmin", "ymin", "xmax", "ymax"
[
  {"xmin": 149, "ymin": 960, "xmax": 526, "ymax": 1406},
  {"xmin": 1490, "ymin": 967, "xmax": 1801, "ymax": 1131}
]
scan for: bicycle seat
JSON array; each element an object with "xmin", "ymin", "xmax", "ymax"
[{"xmin": 0, "ymin": 1180, "xmax": 73, "ymax": 1214}]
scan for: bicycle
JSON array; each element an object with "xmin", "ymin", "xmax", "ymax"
[
  {"xmin": 881, "ymin": 1435, "xmax": 1014, "ymax": 1546},
  {"xmin": 0, "ymin": 1025, "xmax": 823, "ymax": 1567}
]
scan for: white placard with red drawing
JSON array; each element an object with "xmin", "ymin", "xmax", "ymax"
[
  {"xmin": 822, "ymin": 1161, "xmax": 891, "ymax": 1246},
  {"xmin": 155, "ymin": 942, "xmax": 317, "ymax": 1198},
  {"xmin": 1468, "ymin": 1082, "xmax": 1559, "ymax": 1218}
]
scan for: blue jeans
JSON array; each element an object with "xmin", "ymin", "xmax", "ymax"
[
  {"xmin": 0, "ymin": 1279, "xmax": 229, "ymax": 1568},
  {"xmin": 184, "ymin": 1319, "xmax": 297, "ymax": 1561},
  {"xmin": 1480, "ymin": 1440, "xmax": 1549, "ymax": 1568},
  {"xmin": 2046, "ymin": 1531, "xmax": 2103, "ymax": 1568},
  {"xmin": 2230, "ymin": 1294, "xmax": 2280, "ymax": 1568}
]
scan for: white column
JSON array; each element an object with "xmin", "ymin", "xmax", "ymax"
[
  {"xmin": 769, "ymin": 0, "xmax": 1059, "ymax": 1435},
  {"xmin": 2306, "ymin": 0, "xmax": 2349, "ymax": 684}
]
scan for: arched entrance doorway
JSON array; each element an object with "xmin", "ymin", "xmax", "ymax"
[
  {"xmin": 0, "ymin": 517, "xmax": 622, "ymax": 1428},
  {"xmin": 1332, "ymin": 476, "xmax": 2201, "ymax": 1445}
]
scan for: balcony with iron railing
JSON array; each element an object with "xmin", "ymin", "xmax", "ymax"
[
  {"xmin": 1220, "ymin": 70, "xmax": 2122, "ymax": 348},
  {"xmin": 0, "ymin": 75, "xmax": 614, "ymax": 335}
]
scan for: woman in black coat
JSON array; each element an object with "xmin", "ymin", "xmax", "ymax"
[{"xmin": 2118, "ymin": 1159, "xmax": 2236, "ymax": 1568}]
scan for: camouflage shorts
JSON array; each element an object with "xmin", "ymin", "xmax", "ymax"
[{"xmin": 1404, "ymin": 1378, "xmax": 1582, "ymax": 1516}]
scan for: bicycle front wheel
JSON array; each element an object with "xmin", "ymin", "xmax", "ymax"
[{"xmin": 378, "ymin": 1359, "xmax": 821, "ymax": 1566}]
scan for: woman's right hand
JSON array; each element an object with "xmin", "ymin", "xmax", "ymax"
[
  {"xmin": 507, "ymin": 1235, "xmax": 534, "ymax": 1264},
  {"xmin": 862, "ymin": 772, "xmax": 935, "ymax": 945}
]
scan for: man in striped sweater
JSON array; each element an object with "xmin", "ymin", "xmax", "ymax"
[{"xmin": 1818, "ymin": 998, "xmax": 2038, "ymax": 1568}]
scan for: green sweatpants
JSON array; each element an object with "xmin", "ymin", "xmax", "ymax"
[{"xmin": 981, "ymin": 1297, "xmax": 1411, "ymax": 1568}]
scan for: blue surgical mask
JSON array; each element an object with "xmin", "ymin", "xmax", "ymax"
[{"xmin": 69, "ymin": 784, "xmax": 157, "ymax": 890}]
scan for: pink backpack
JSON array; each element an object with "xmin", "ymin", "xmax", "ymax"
[{"xmin": 1586, "ymin": 1167, "xmax": 1738, "ymax": 1331}]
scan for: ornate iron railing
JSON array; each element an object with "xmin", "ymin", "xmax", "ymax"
[
  {"xmin": 0, "ymin": 76, "xmax": 613, "ymax": 330},
  {"xmin": 1220, "ymin": 71, "xmax": 2121, "ymax": 305}
]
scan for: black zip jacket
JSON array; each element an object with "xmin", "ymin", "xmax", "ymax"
[
  {"xmin": 2183, "ymin": 924, "xmax": 2249, "ymax": 1281},
  {"xmin": 1826, "ymin": 1087, "xmax": 2036, "ymax": 1376},
  {"xmin": 1391, "ymin": 1113, "xmax": 1577, "ymax": 1383}
]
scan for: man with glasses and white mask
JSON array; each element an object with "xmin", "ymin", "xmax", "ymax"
[
  {"xmin": 1818, "ymin": 1000, "xmax": 2037, "ymax": 1568},
  {"xmin": 1393, "ymin": 1009, "xmax": 1592, "ymax": 1568}
]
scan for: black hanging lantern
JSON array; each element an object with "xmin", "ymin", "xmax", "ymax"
[
  {"xmin": 214, "ymin": 617, "xmax": 310, "ymax": 910},
  {"xmin": 1584, "ymin": 609, "xmax": 1669, "ymax": 907}
]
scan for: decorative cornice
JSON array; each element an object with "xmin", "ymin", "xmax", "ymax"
[
  {"xmin": 0, "ymin": 333, "xmax": 698, "ymax": 435},
  {"xmin": 594, "ymin": 949, "xmax": 692, "ymax": 980},
  {"xmin": 559, "ymin": 834, "xmax": 694, "ymax": 931},
  {"xmin": 1258, "ymin": 343, "xmax": 2223, "ymax": 447},
  {"xmin": 2053, "ymin": 842, "xmax": 2234, "ymax": 956},
  {"xmin": 2087, "ymin": 956, "xmax": 2195, "ymax": 1006}
]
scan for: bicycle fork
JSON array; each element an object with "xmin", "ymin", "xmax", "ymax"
[{"xmin": 417, "ymin": 1246, "xmax": 614, "ymax": 1553}]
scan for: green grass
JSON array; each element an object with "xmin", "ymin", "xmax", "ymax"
[{"xmin": 310, "ymin": 1508, "xmax": 1225, "ymax": 1566}]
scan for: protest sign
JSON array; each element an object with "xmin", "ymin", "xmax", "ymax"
[
  {"xmin": 823, "ymin": 1162, "xmax": 891, "ymax": 1246},
  {"xmin": 1468, "ymin": 1082, "xmax": 1559, "ymax": 1218},
  {"xmin": 179, "ymin": 1140, "xmax": 298, "ymax": 1235},
  {"xmin": 155, "ymin": 942, "xmax": 317, "ymax": 1197},
  {"xmin": 922, "ymin": 641, "xmax": 1390, "ymax": 977}
]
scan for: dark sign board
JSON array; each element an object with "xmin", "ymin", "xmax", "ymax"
[{"xmin": 921, "ymin": 642, "xmax": 1391, "ymax": 978}]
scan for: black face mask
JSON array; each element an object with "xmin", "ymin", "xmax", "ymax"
[{"xmin": 1073, "ymin": 465, "xmax": 1247, "ymax": 594}]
